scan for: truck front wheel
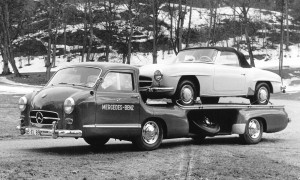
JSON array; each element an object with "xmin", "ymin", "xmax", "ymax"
[
  {"xmin": 84, "ymin": 137, "xmax": 110, "ymax": 147},
  {"xmin": 133, "ymin": 120, "xmax": 163, "ymax": 151},
  {"xmin": 240, "ymin": 118, "xmax": 263, "ymax": 144}
]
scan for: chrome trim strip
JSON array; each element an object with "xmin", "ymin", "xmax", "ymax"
[
  {"xmin": 177, "ymin": 103, "xmax": 285, "ymax": 110},
  {"xmin": 83, "ymin": 124, "xmax": 141, "ymax": 128},
  {"xmin": 148, "ymin": 87, "xmax": 174, "ymax": 92},
  {"xmin": 30, "ymin": 116, "xmax": 60, "ymax": 120}
]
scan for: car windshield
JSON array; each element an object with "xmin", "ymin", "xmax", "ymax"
[
  {"xmin": 47, "ymin": 67, "xmax": 101, "ymax": 88},
  {"xmin": 174, "ymin": 49, "xmax": 218, "ymax": 63}
]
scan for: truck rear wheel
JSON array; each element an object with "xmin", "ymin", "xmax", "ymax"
[
  {"xmin": 84, "ymin": 137, "xmax": 110, "ymax": 147},
  {"xmin": 240, "ymin": 118, "xmax": 263, "ymax": 144},
  {"xmin": 133, "ymin": 120, "xmax": 163, "ymax": 151}
]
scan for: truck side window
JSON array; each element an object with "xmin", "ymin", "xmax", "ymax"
[
  {"xmin": 99, "ymin": 72, "xmax": 134, "ymax": 92},
  {"xmin": 215, "ymin": 52, "xmax": 240, "ymax": 67}
]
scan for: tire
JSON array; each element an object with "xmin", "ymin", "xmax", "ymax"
[
  {"xmin": 174, "ymin": 80, "xmax": 197, "ymax": 105},
  {"xmin": 250, "ymin": 82, "xmax": 270, "ymax": 105},
  {"xmin": 239, "ymin": 118, "xmax": 263, "ymax": 144},
  {"xmin": 191, "ymin": 114, "xmax": 220, "ymax": 135},
  {"xmin": 133, "ymin": 120, "xmax": 163, "ymax": 151},
  {"xmin": 201, "ymin": 97, "xmax": 220, "ymax": 104},
  {"xmin": 84, "ymin": 137, "xmax": 110, "ymax": 147}
]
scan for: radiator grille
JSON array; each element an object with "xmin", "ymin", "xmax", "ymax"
[
  {"xmin": 139, "ymin": 76, "xmax": 152, "ymax": 90},
  {"xmin": 30, "ymin": 110, "xmax": 60, "ymax": 124}
]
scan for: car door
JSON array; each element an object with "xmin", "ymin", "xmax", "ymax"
[
  {"xmin": 213, "ymin": 51, "xmax": 246, "ymax": 96},
  {"xmin": 95, "ymin": 70, "xmax": 140, "ymax": 131}
]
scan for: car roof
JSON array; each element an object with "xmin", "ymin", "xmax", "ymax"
[{"xmin": 180, "ymin": 46, "xmax": 251, "ymax": 68}]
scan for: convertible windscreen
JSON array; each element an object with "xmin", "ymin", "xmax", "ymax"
[
  {"xmin": 47, "ymin": 67, "xmax": 101, "ymax": 88},
  {"xmin": 175, "ymin": 49, "xmax": 218, "ymax": 63}
]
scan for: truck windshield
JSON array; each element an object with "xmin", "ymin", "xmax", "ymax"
[
  {"xmin": 47, "ymin": 67, "xmax": 101, "ymax": 88},
  {"xmin": 174, "ymin": 49, "xmax": 218, "ymax": 63}
]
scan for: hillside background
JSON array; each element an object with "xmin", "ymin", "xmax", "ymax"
[{"xmin": 1, "ymin": 0, "xmax": 300, "ymax": 80}]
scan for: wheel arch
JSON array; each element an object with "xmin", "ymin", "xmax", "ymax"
[
  {"xmin": 178, "ymin": 76, "xmax": 200, "ymax": 96},
  {"xmin": 251, "ymin": 117, "xmax": 267, "ymax": 132},
  {"xmin": 256, "ymin": 81, "xmax": 273, "ymax": 93}
]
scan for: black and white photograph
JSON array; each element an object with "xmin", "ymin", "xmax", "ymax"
[{"xmin": 0, "ymin": 0, "xmax": 300, "ymax": 179}]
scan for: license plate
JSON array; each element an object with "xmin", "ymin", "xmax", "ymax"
[{"xmin": 26, "ymin": 128, "xmax": 41, "ymax": 136}]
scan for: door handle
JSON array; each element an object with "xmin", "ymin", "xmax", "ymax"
[{"xmin": 241, "ymin": 73, "xmax": 246, "ymax": 76}]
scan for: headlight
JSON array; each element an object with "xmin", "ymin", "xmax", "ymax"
[
  {"xmin": 64, "ymin": 97, "xmax": 75, "ymax": 114},
  {"xmin": 18, "ymin": 96, "xmax": 27, "ymax": 112},
  {"xmin": 154, "ymin": 70, "xmax": 163, "ymax": 82}
]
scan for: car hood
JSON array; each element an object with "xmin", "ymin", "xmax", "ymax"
[{"xmin": 31, "ymin": 85, "xmax": 89, "ymax": 111}]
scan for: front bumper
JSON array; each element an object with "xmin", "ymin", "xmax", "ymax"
[{"xmin": 17, "ymin": 121, "xmax": 82, "ymax": 139}]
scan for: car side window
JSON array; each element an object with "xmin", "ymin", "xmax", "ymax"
[
  {"xmin": 99, "ymin": 72, "xmax": 134, "ymax": 92},
  {"xmin": 215, "ymin": 52, "xmax": 240, "ymax": 67}
]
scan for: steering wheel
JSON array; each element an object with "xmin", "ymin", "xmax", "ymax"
[{"xmin": 199, "ymin": 56, "xmax": 213, "ymax": 62}]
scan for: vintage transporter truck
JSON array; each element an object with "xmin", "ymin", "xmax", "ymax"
[{"xmin": 17, "ymin": 62, "xmax": 290, "ymax": 150}]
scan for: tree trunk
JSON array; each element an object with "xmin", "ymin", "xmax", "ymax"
[
  {"xmin": 279, "ymin": 0, "xmax": 284, "ymax": 77},
  {"xmin": 168, "ymin": 1, "xmax": 176, "ymax": 54},
  {"xmin": 1, "ymin": 2, "xmax": 20, "ymax": 76},
  {"xmin": 0, "ymin": 21, "xmax": 11, "ymax": 75},
  {"xmin": 82, "ymin": 0, "xmax": 88, "ymax": 62},
  {"xmin": 152, "ymin": 0, "xmax": 158, "ymax": 64},
  {"xmin": 178, "ymin": 0, "xmax": 185, "ymax": 51},
  {"xmin": 245, "ymin": 27, "xmax": 255, "ymax": 67},
  {"xmin": 46, "ymin": 0, "xmax": 53, "ymax": 80},
  {"xmin": 63, "ymin": 23, "xmax": 67, "ymax": 56},
  {"xmin": 52, "ymin": 25, "xmax": 58, "ymax": 68},
  {"xmin": 285, "ymin": 0, "xmax": 289, "ymax": 50},
  {"xmin": 126, "ymin": 0, "xmax": 133, "ymax": 65},
  {"xmin": 87, "ymin": 0, "xmax": 93, "ymax": 61},
  {"xmin": 186, "ymin": 0, "xmax": 193, "ymax": 48},
  {"xmin": 0, "ymin": 44, "xmax": 11, "ymax": 75},
  {"xmin": 241, "ymin": 6, "xmax": 255, "ymax": 67},
  {"xmin": 207, "ymin": 1, "xmax": 213, "ymax": 46}
]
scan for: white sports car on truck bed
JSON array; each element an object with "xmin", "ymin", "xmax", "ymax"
[{"xmin": 139, "ymin": 47, "xmax": 284, "ymax": 105}]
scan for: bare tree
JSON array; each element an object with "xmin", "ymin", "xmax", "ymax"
[
  {"xmin": 279, "ymin": 0, "xmax": 284, "ymax": 77},
  {"xmin": 186, "ymin": 0, "xmax": 193, "ymax": 48},
  {"xmin": 285, "ymin": 0, "xmax": 289, "ymax": 50},
  {"xmin": 45, "ymin": 0, "xmax": 53, "ymax": 80},
  {"xmin": 166, "ymin": 0, "xmax": 187, "ymax": 55},
  {"xmin": 227, "ymin": 0, "xmax": 258, "ymax": 67},
  {"xmin": 152, "ymin": 0, "xmax": 159, "ymax": 64},
  {"xmin": 0, "ymin": 0, "xmax": 20, "ymax": 76}
]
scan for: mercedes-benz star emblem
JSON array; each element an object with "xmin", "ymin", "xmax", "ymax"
[{"xmin": 36, "ymin": 112, "xmax": 44, "ymax": 124}]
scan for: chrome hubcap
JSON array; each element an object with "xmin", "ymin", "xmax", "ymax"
[
  {"xmin": 258, "ymin": 87, "xmax": 268, "ymax": 103},
  {"xmin": 248, "ymin": 119, "xmax": 261, "ymax": 139},
  {"xmin": 142, "ymin": 121, "xmax": 159, "ymax": 145},
  {"xmin": 180, "ymin": 85, "xmax": 194, "ymax": 104}
]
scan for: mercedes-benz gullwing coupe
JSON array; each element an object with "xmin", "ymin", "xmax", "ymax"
[{"xmin": 139, "ymin": 47, "xmax": 284, "ymax": 105}]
